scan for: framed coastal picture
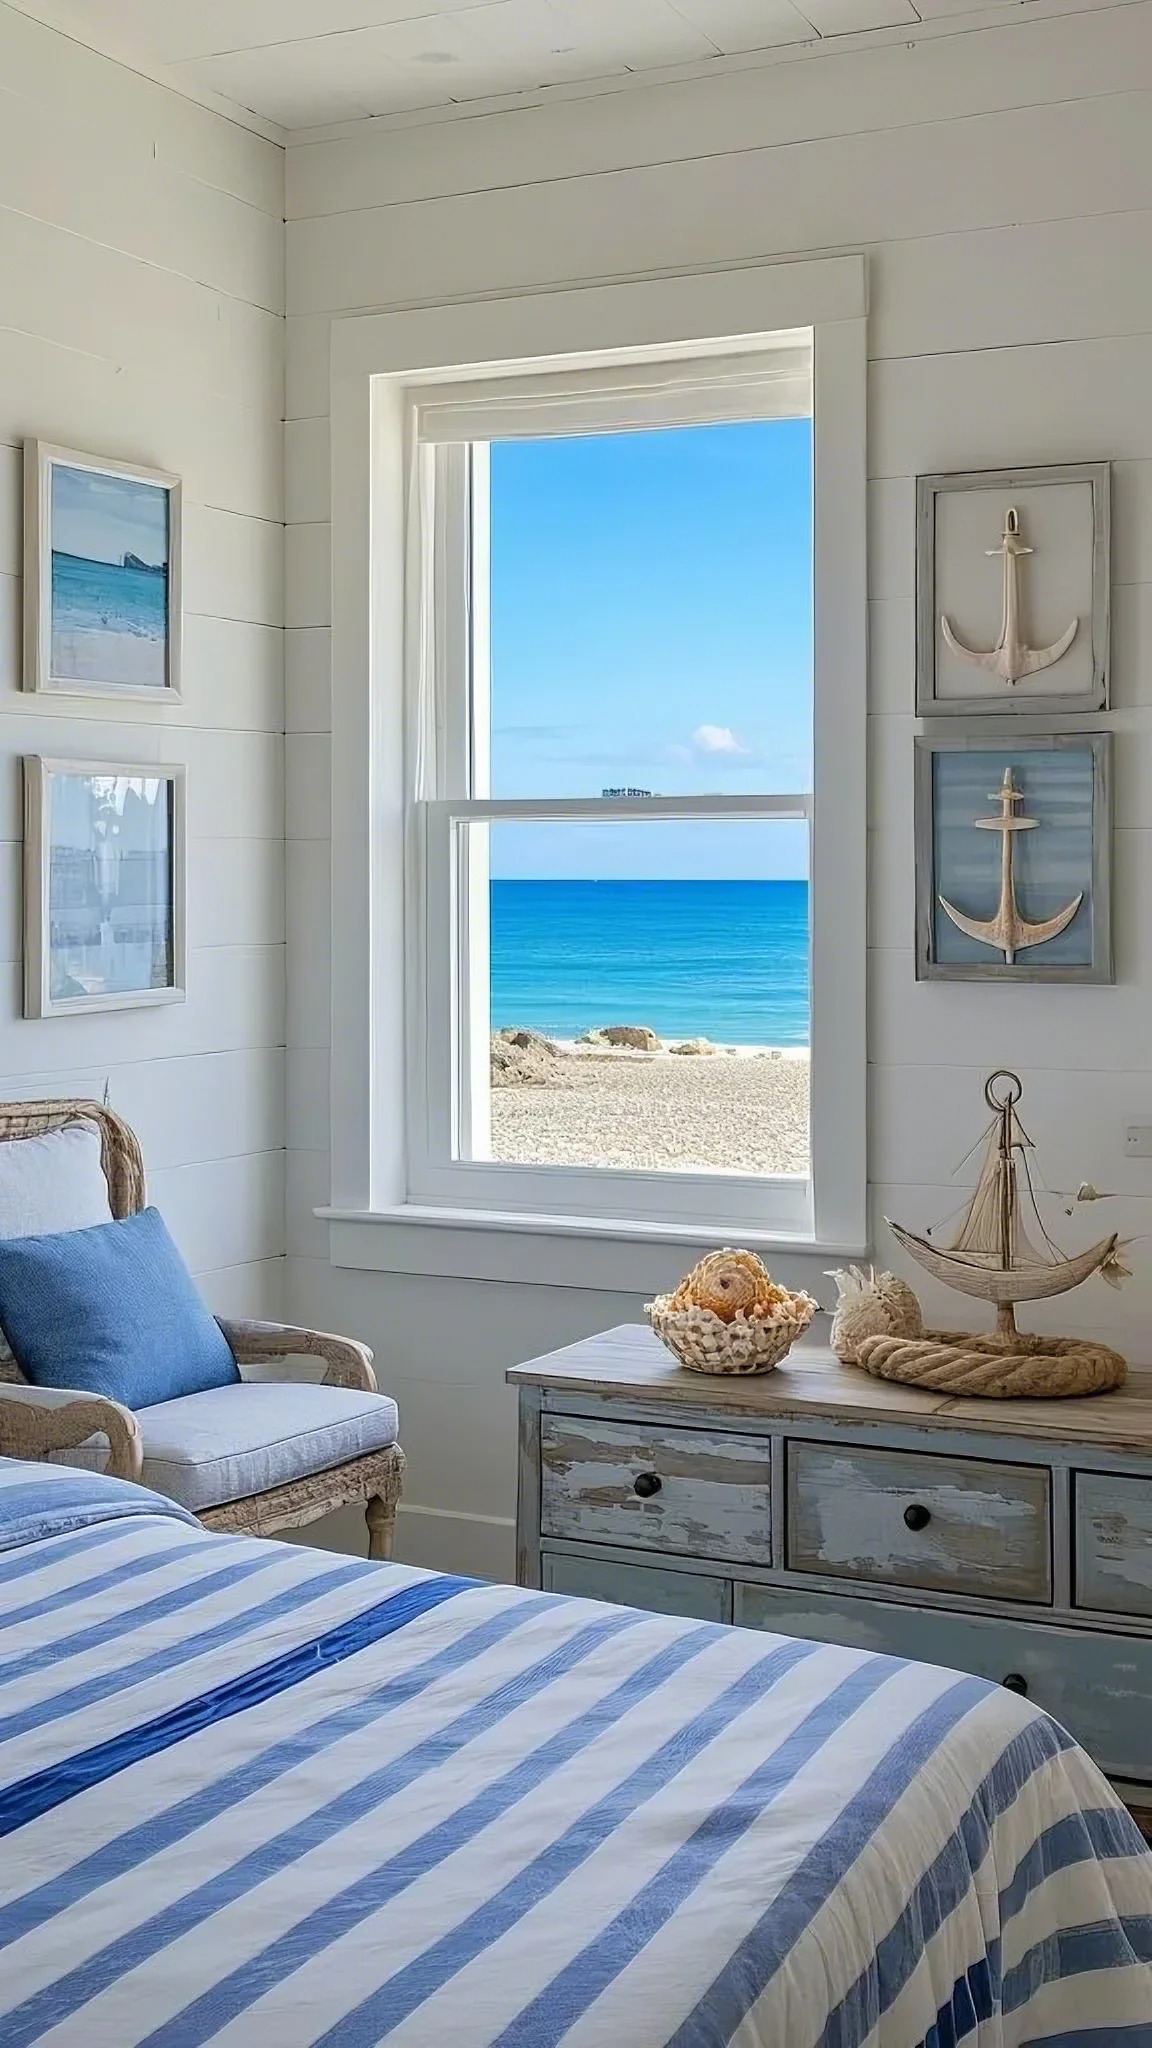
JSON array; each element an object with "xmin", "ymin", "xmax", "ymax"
[
  {"xmin": 23, "ymin": 442, "xmax": 182, "ymax": 700},
  {"xmin": 914, "ymin": 731, "xmax": 1112, "ymax": 985},
  {"xmin": 23, "ymin": 758, "xmax": 187, "ymax": 1018}
]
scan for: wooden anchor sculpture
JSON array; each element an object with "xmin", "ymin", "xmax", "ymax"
[
  {"xmin": 939, "ymin": 767, "xmax": 1082, "ymax": 966},
  {"xmin": 941, "ymin": 505, "xmax": 1078, "ymax": 684}
]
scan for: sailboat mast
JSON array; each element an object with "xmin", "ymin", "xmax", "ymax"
[{"xmin": 999, "ymin": 1095, "xmax": 1014, "ymax": 1270}]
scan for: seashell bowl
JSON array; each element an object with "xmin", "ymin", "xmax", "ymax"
[{"xmin": 646, "ymin": 1293, "xmax": 817, "ymax": 1376}]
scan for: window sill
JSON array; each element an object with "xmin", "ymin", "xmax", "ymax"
[{"xmin": 320, "ymin": 1204, "xmax": 869, "ymax": 1295}]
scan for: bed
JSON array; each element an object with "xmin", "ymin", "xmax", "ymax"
[{"xmin": 0, "ymin": 1459, "xmax": 1149, "ymax": 2047}]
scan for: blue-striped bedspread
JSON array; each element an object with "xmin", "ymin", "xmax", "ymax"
[{"xmin": 0, "ymin": 1459, "xmax": 1149, "ymax": 2046}]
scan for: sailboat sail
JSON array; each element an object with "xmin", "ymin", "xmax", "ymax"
[{"xmin": 944, "ymin": 1110, "xmax": 1051, "ymax": 1270}]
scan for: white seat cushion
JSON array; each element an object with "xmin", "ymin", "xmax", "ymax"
[{"xmin": 58, "ymin": 1382, "xmax": 400, "ymax": 1513}]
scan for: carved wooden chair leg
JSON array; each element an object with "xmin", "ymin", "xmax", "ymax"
[{"xmin": 365, "ymin": 1494, "xmax": 396, "ymax": 1562}]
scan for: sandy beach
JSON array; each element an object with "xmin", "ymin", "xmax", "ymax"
[
  {"xmin": 490, "ymin": 1036, "xmax": 809, "ymax": 1174},
  {"xmin": 52, "ymin": 626, "xmax": 166, "ymax": 691}
]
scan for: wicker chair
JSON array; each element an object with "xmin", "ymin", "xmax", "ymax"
[{"xmin": 0, "ymin": 1100, "xmax": 405, "ymax": 1559}]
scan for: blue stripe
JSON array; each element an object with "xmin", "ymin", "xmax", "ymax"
[
  {"xmin": 0, "ymin": 1518, "xmax": 134, "ymax": 1588},
  {"xmin": 307, "ymin": 1637, "xmax": 822, "ymax": 2048},
  {"xmin": 496, "ymin": 1655, "xmax": 898, "ymax": 2048},
  {"xmin": 666, "ymin": 1672, "xmax": 993, "ymax": 2048},
  {"xmin": 78, "ymin": 1597, "xmax": 672, "ymax": 2048},
  {"xmin": 0, "ymin": 1593, "xmax": 553, "ymax": 1954},
  {"xmin": 0, "ymin": 1474, "xmax": 195, "ymax": 1552},
  {"xmin": 0, "ymin": 1556, "xmax": 373, "ymax": 1745},
  {"xmin": 0, "ymin": 1549, "xmax": 285, "ymax": 1692},
  {"xmin": 1029, "ymin": 2030, "xmax": 1152, "ymax": 2046},
  {"xmin": 1004, "ymin": 1914, "xmax": 1152, "ymax": 2014},
  {"xmin": 820, "ymin": 1715, "xmax": 1078, "ymax": 2048},
  {"xmin": 918, "ymin": 1958, "xmax": 995, "ymax": 2048},
  {"xmin": 0, "ymin": 1537, "xmax": 212, "ymax": 1632},
  {"xmin": 0, "ymin": 1575, "xmax": 469, "ymax": 1842},
  {"xmin": 999, "ymin": 1806, "xmax": 1148, "ymax": 1925}
]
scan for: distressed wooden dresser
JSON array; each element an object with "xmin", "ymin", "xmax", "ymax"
[{"xmin": 508, "ymin": 1323, "xmax": 1152, "ymax": 1806}]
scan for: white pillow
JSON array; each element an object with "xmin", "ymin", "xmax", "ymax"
[
  {"xmin": 0, "ymin": 1123, "xmax": 113, "ymax": 1374},
  {"xmin": 0, "ymin": 1123, "xmax": 113, "ymax": 1240}
]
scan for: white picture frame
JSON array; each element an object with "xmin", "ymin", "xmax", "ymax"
[
  {"xmin": 23, "ymin": 757, "xmax": 187, "ymax": 1018},
  {"xmin": 916, "ymin": 462, "xmax": 1110, "ymax": 717},
  {"xmin": 23, "ymin": 441, "xmax": 183, "ymax": 701}
]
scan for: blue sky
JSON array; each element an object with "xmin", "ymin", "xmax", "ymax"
[
  {"xmin": 52, "ymin": 465, "xmax": 169, "ymax": 569},
  {"xmin": 488, "ymin": 417, "xmax": 812, "ymax": 880}
]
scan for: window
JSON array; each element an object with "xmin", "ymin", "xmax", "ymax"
[{"xmin": 327, "ymin": 261, "xmax": 867, "ymax": 1268}]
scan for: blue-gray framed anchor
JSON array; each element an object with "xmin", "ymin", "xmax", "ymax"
[
  {"xmin": 941, "ymin": 505, "xmax": 1079, "ymax": 685},
  {"xmin": 939, "ymin": 767, "xmax": 1083, "ymax": 966}
]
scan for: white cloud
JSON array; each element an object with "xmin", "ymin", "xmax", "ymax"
[{"xmin": 691, "ymin": 724, "xmax": 748, "ymax": 757}]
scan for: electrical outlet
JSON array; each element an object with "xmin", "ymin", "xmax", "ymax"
[{"xmin": 1124, "ymin": 1124, "xmax": 1152, "ymax": 1157}]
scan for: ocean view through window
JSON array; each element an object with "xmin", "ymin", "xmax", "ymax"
[{"xmin": 463, "ymin": 412, "xmax": 813, "ymax": 1181}]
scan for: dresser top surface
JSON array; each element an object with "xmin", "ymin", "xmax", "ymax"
[{"xmin": 508, "ymin": 1323, "xmax": 1152, "ymax": 1452}]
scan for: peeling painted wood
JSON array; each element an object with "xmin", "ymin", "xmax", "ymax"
[
  {"xmin": 541, "ymin": 1415, "xmax": 770, "ymax": 1565},
  {"xmin": 1076, "ymin": 1472, "xmax": 1152, "ymax": 1618},
  {"xmin": 735, "ymin": 1582, "xmax": 1152, "ymax": 1784},
  {"xmin": 543, "ymin": 1552, "xmax": 731, "ymax": 1623},
  {"xmin": 788, "ymin": 1442, "xmax": 1052, "ymax": 1604}
]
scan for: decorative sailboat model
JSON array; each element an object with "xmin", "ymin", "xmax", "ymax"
[{"xmin": 865, "ymin": 1071, "xmax": 1131, "ymax": 1398}]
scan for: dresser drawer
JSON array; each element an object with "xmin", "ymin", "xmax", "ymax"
[
  {"xmin": 543, "ymin": 1551, "xmax": 731, "ymax": 1623},
  {"xmin": 540, "ymin": 1414, "xmax": 771, "ymax": 1566},
  {"xmin": 735, "ymin": 1583, "xmax": 1151, "ymax": 1784},
  {"xmin": 1076, "ymin": 1472, "xmax": 1152, "ymax": 1618},
  {"xmin": 787, "ymin": 1442, "xmax": 1051, "ymax": 1604}
]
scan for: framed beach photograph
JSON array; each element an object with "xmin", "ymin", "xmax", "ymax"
[
  {"xmin": 23, "ymin": 758, "xmax": 187, "ymax": 1018},
  {"xmin": 24, "ymin": 442, "xmax": 182, "ymax": 700},
  {"xmin": 914, "ymin": 731, "xmax": 1112, "ymax": 985}
]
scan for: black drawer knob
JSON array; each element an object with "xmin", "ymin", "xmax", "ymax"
[
  {"xmin": 633, "ymin": 1471, "xmax": 662, "ymax": 1499},
  {"xmin": 903, "ymin": 1503, "xmax": 932, "ymax": 1532},
  {"xmin": 1002, "ymin": 1673, "xmax": 1029, "ymax": 1697}
]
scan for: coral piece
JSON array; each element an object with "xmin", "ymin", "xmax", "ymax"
[{"xmin": 827, "ymin": 1265, "xmax": 923, "ymax": 1363}]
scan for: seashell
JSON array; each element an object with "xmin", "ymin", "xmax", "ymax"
[
  {"xmin": 826, "ymin": 1264, "xmax": 923, "ymax": 1364},
  {"xmin": 677, "ymin": 1248, "xmax": 784, "ymax": 1323}
]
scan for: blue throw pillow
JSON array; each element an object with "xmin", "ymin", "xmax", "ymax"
[{"xmin": 0, "ymin": 1207, "xmax": 240, "ymax": 1410}]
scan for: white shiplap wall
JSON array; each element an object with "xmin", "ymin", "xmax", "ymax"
[
  {"xmin": 1, "ymin": 3, "xmax": 287, "ymax": 1317},
  {"xmin": 285, "ymin": 4, "xmax": 1152, "ymax": 1577}
]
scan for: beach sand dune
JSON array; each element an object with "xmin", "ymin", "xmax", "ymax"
[{"xmin": 490, "ymin": 1047, "xmax": 809, "ymax": 1175}]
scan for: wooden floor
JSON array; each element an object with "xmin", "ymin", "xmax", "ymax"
[{"xmin": 1130, "ymin": 1806, "xmax": 1152, "ymax": 1844}]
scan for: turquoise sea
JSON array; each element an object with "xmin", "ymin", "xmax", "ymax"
[
  {"xmin": 51, "ymin": 551, "xmax": 167, "ymax": 643},
  {"xmin": 490, "ymin": 879, "xmax": 810, "ymax": 1047}
]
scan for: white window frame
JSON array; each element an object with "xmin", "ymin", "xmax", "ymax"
[{"xmin": 325, "ymin": 257, "xmax": 867, "ymax": 1286}]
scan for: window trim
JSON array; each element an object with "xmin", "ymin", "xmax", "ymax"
[{"xmin": 326, "ymin": 256, "xmax": 868, "ymax": 1284}]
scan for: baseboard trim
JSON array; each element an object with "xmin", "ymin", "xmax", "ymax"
[{"xmin": 396, "ymin": 1503, "xmax": 515, "ymax": 1531}]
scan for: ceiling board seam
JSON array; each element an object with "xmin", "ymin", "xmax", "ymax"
[{"xmin": 282, "ymin": 0, "xmax": 1150, "ymax": 142}]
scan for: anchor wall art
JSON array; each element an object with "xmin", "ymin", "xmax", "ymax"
[
  {"xmin": 916, "ymin": 463, "xmax": 1111, "ymax": 716},
  {"xmin": 914, "ymin": 733, "xmax": 1113, "ymax": 985}
]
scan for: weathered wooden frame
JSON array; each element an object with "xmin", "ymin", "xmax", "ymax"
[
  {"xmin": 23, "ymin": 755, "xmax": 188, "ymax": 1017},
  {"xmin": 915, "ymin": 462, "xmax": 1111, "ymax": 717},
  {"xmin": 24, "ymin": 440, "xmax": 183, "ymax": 702},
  {"xmin": 914, "ymin": 729, "xmax": 1113, "ymax": 985}
]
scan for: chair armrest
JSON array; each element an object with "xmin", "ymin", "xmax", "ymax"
[
  {"xmin": 0, "ymin": 1385, "xmax": 143, "ymax": 1483},
  {"xmin": 217, "ymin": 1319, "xmax": 377, "ymax": 1393}
]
